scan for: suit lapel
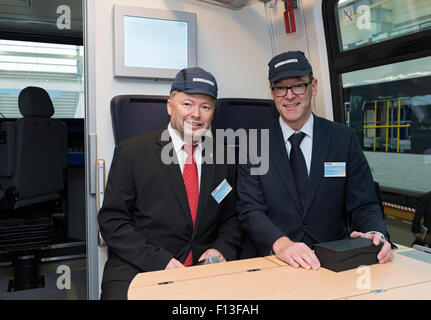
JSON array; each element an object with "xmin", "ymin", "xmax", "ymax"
[
  {"xmin": 154, "ymin": 130, "xmax": 193, "ymax": 228},
  {"xmin": 302, "ymin": 116, "xmax": 331, "ymax": 218},
  {"xmin": 269, "ymin": 120, "xmax": 303, "ymax": 214}
]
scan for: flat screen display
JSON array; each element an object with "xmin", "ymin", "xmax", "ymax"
[
  {"xmin": 114, "ymin": 6, "xmax": 197, "ymax": 80},
  {"xmin": 124, "ymin": 16, "xmax": 188, "ymax": 70}
]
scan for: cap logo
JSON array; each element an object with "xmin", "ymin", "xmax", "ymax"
[
  {"xmin": 274, "ymin": 58, "xmax": 298, "ymax": 69},
  {"xmin": 193, "ymin": 77, "xmax": 215, "ymax": 86}
]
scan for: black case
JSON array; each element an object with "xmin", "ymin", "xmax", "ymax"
[{"xmin": 314, "ymin": 238, "xmax": 383, "ymax": 272}]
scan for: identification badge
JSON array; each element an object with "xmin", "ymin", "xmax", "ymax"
[
  {"xmin": 211, "ymin": 179, "xmax": 232, "ymax": 204},
  {"xmin": 324, "ymin": 162, "xmax": 346, "ymax": 177}
]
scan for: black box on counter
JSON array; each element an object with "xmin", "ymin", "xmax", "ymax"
[{"xmin": 314, "ymin": 237, "xmax": 383, "ymax": 272}]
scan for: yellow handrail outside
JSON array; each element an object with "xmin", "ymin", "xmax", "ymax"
[
  {"xmin": 397, "ymin": 100, "xmax": 401, "ymax": 153},
  {"xmin": 363, "ymin": 99, "xmax": 411, "ymax": 152},
  {"xmin": 364, "ymin": 125, "xmax": 410, "ymax": 128},
  {"xmin": 386, "ymin": 100, "xmax": 390, "ymax": 152},
  {"xmin": 374, "ymin": 101, "xmax": 377, "ymax": 151}
]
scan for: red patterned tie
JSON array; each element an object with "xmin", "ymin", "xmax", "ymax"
[{"xmin": 182, "ymin": 144, "xmax": 199, "ymax": 267}]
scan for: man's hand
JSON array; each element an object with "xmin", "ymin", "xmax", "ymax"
[
  {"xmin": 165, "ymin": 258, "xmax": 185, "ymax": 270},
  {"xmin": 350, "ymin": 231, "xmax": 393, "ymax": 264},
  {"xmin": 198, "ymin": 248, "xmax": 226, "ymax": 263},
  {"xmin": 272, "ymin": 236, "xmax": 320, "ymax": 270}
]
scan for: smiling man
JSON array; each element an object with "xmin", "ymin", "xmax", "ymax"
[
  {"xmin": 237, "ymin": 51, "xmax": 393, "ymax": 269},
  {"xmin": 98, "ymin": 67, "xmax": 241, "ymax": 300}
]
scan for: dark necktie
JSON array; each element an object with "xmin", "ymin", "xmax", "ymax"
[
  {"xmin": 182, "ymin": 144, "xmax": 199, "ymax": 267},
  {"xmin": 288, "ymin": 132, "xmax": 308, "ymax": 211}
]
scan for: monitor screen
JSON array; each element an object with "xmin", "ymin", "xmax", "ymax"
[
  {"xmin": 124, "ymin": 16, "xmax": 188, "ymax": 70},
  {"xmin": 114, "ymin": 5, "xmax": 197, "ymax": 80}
]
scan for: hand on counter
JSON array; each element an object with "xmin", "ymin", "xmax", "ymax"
[
  {"xmin": 198, "ymin": 248, "xmax": 226, "ymax": 263},
  {"xmin": 350, "ymin": 231, "xmax": 393, "ymax": 264},
  {"xmin": 272, "ymin": 236, "xmax": 320, "ymax": 270},
  {"xmin": 165, "ymin": 258, "xmax": 185, "ymax": 270}
]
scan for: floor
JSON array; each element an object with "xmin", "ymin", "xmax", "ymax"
[{"xmin": 0, "ymin": 258, "xmax": 87, "ymax": 300}]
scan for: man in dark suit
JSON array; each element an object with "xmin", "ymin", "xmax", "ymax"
[
  {"xmin": 412, "ymin": 191, "xmax": 431, "ymax": 247},
  {"xmin": 237, "ymin": 51, "xmax": 393, "ymax": 269},
  {"xmin": 98, "ymin": 67, "xmax": 241, "ymax": 299}
]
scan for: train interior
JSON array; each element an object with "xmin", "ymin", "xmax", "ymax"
[
  {"xmin": 0, "ymin": 0, "xmax": 85, "ymax": 299},
  {"xmin": 0, "ymin": 0, "xmax": 430, "ymax": 299}
]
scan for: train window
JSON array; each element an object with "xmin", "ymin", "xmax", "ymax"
[
  {"xmin": 342, "ymin": 56, "xmax": 431, "ymax": 195},
  {"xmin": 337, "ymin": 0, "xmax": 431, "ymax": 51},
  {"xmin": 0, "ymin": 39, "xmax": 84, "ymax": 118},
  {"xmin": 324, "ymin": 0, "xmax": 431, "ymax": 242}
]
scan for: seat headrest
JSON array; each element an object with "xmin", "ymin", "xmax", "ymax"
[{"xmin": 18, "ymin": 86, "xmax": 54, "ymax": 118}]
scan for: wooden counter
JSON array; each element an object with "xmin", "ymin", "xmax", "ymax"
[{"xmin": 128, "ymin": 247, "xmax": 431, "ymax": 300}]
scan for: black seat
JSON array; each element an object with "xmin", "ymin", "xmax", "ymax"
[
  {"xmin": 0, "ymin": 86, "xmax": 67, "ymax": 209},
  {"xmin": 213, "ymin": 98, "xmax": 279, "ymax": 131},
  {"xmin": 0, "ymin": 86, "xmax": 67, "ymax": 291},
  {"xmin": 110, "ymin": 95, "xmax": 170, "ymax": 146},
  {"xmin": 212, "ymin": 98, "xmax": 279, "ymax": 162}
]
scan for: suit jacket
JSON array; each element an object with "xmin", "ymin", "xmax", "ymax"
[
  {"xmin": 98, "ymin": 128, "xmax": 241, "ymax": 285},
  {"xmin": 412, "ymin": 191, "xmax": 431, "ymax": 234},
  {"xmin": 237, "ymin": 115, "xmax": 387, "ymax": 258}
]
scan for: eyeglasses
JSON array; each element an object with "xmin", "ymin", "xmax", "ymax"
[{"xmin": 271, "ymin": 80, "xmax": 312, "ymax": 97}]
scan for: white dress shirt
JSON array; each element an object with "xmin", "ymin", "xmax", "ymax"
[
  {"xmin": 167, "ymin": 123, "xmax": 206, "ymax": 190},
  {"xmin": 279, "ymin": 113, "xmax": 314, "ymax": 176}
]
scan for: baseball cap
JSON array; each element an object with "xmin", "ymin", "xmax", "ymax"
[
  {"xmin": 170, "ymin": 67, "xmax": 218, "ymax": 99},
  {"xmin": 268, "ymin": 51, "xmax": 313, "ymax": 84}
]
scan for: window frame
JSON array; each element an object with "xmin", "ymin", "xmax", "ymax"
[
  {"xmin": 0, "ymin": 36, "xmax": 84, "ymax": 119},
  {"xmin": 322, "ymin": 0, "xmax": 431, "ymax": 124},
  {"xmin": 0, "ymin": 30, "xmax": 82, "ymax": 46}
]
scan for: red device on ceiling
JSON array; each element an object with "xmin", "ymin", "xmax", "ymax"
[{"xmin": 284, "ymin": 0, "xmax": 296, "ymax": 34}]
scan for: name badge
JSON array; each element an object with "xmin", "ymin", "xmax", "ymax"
[
  {"xmin": 324, "ymin": 162, "xmax": 346, "ymax": 177},
  {"xmin": 211, "ymin": 179, "xmax": 232, "ymax": 204}
]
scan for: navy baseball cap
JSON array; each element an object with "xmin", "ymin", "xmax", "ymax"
[
  {"xmin": 170, "ymin": 67, "xmax": 218, "ymax": 99},
  {"xmin": 268, "ymin": 51, "xmax": 313, "ymax": 84}
]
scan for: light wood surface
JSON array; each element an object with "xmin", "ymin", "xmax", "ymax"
[
  {"xmin": 346, "ymin": 280, "xmax": 431, "ymax": 300},
  {"xmin": 129, "ymin": 257, "xmax": 279, "ymax": 288},
  {"xmin": 263, "ymin": 255, "xmax": 289, "ymax": 266},
  {"xmin": 128, "ymin": 248, "xmax": 431, "ymax": 300}
]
